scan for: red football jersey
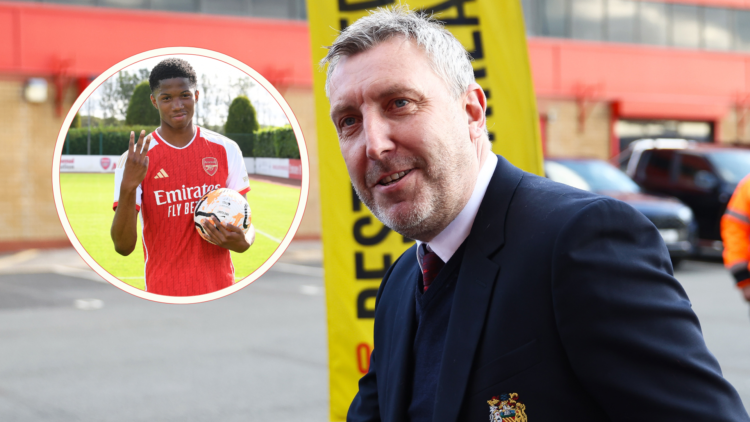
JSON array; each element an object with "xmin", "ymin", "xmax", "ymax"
[{"xmin": 113, "ymin": 127, "xmax": 250, "ymax": 296}]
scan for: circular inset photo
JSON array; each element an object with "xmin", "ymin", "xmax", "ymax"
[{"xmin": 52, "ymin": 48, "xmax": 309, "ymax": 304}]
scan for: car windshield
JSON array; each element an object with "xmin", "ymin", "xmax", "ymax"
[
  {"xmin": 549, "ymin": 160, "xmax": 641, "ymax": 193},
  {"xmin": 705, "ymin": 150, "xmax": 750, "ymax": 184}
]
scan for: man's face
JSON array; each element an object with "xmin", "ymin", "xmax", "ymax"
[
  {"xmin": 150, "ymin": 77, "xmax": 199, "ymax": 130},
  {"xmin": 328, "ymin": 37, "xmax": 478, "ymax": 241}
]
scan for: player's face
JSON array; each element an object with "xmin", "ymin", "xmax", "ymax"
[
  {"xmin": 151, "ymin": 78, "xmax": 199, "ymax": 130},
  {"xmin": 328, "ymin": 37, "xmax": 477, "ymax": 242}
]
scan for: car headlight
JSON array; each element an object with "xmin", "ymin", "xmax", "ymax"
[{"xmin": 677, "ymin": 206, "xmax": 693, "ymax": 223}]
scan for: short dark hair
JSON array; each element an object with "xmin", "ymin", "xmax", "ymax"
[{"xmin": 149, "ymin": 57, "xmax": 198, "ymax": 93}]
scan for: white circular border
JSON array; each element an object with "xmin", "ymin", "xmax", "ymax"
[{"xmin": 51, "ymin": 47, "xmax": 310, "ymax": 305}]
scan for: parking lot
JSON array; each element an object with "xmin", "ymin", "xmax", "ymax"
[{"xmin": 0, "ymin": 244, "xmax": 748, "ymax": 421}]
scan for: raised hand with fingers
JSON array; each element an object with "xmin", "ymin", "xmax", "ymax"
[
  {"xmin": 121, "ymin": 130, "xmax": 152, "ymax": 193},
  {"xmin": 111, "ymin": 130, "xmax": 152, "ymax": 256}
]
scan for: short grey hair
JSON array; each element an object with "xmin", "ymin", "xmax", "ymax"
[{"xmin": 320, "ymin": 5, "xmax": 475, "ymax": 99}]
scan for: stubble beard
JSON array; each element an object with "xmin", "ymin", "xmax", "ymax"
[{"xmin": 353, "ymin": 147, "xmax": 471, "ymax": 241}]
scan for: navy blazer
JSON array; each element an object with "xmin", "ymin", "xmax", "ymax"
[{"xmin": 348, "ymin": 155, "xmax": 749, "ymax": 422}]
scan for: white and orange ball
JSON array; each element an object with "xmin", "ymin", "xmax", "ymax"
[{"xmin": 194, "ymin": 188, "xmax": 251, "ymax": 244}]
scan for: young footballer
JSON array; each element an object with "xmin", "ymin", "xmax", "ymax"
[{"xmin": 111, "ymin": 58, "xmax": 255, "ymax": 296}]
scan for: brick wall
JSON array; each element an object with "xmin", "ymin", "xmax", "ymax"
[
  {"xmin": 718, "ymin": 108, "xmax": 750, "ymax": 144},
  {"xmin": 538, "ymin": 99, "xmax": 612, "ymax": 160},
  {"xmin": 0, "ymin": 79, "xmax": 69, "ymax": 245},
  {"xmin": 279, "ymin": 87, "xmax": 320, "ymax": 239}
]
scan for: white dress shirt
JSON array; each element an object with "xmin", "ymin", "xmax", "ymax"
[{"xmin": 417, "ymin": 154, "xmax": 498, "ymax": 271}]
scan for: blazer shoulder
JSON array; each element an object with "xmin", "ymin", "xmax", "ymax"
[{"xmin": 510, "ymin": 171, "xmax": 613, "ymax": 219}]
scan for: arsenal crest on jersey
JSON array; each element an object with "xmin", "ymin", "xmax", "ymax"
[
  {"xmin": 202, "ymin": 157, "xmax": 218, "ymax": 176},
  {"xmin": 487, "ymin": 393, "xmax": 527, "ymax": 422}
]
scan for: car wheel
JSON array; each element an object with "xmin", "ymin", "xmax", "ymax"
[{"xmin": 671, "ymin": 257, "xmax": 683, "ymax": 269}]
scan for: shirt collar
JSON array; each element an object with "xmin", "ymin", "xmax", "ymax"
[{"xmin": 416, "ymin": 154, "xmax": 498, "ymax": 269}]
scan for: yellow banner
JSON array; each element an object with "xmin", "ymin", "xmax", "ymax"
[{"xmin": 306, "ymin": 1, "xmax": 542, "ymax": 420}]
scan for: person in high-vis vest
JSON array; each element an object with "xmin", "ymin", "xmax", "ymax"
[{"xmin": 721, "ymin": 175, "xmax": 750, "ymax": 302}]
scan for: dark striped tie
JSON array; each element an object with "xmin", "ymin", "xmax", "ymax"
[{"xmin": 422, "ymin": 250, "xmax": 445, "ymax": 292}]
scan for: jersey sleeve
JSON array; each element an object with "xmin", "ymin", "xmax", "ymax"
[
  {"xmin": 225, "ymin": 140, "xmax": 250, "ymax": 195},
  {"xmin": 113, "ymin": 151, "xmax": 142, "ymax": 211}
]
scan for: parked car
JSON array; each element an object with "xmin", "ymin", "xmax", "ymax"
[
  {"xmin": 613, "ymin": 139, "xmax": 750, "ymax": 255},
  {"xmin": 545, "ymin": 158, "xmax": 696, "ymax": 265}
]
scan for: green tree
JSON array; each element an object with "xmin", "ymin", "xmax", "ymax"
[
  {"xmin": 125, "ymin": 81, "xmax": 160, "ymax": 126},
  {"xmin": 71, "ymin": 113, "xmax": 81, "ymax": 128},
  {"xmin": 99, "ymin": 68, "xmax": 149, "ymax": 121},
  {"xmin": 225, "ymin": 96, "xmax": 259, "ymax": 134}
]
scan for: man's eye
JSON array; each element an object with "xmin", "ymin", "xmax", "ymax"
[
  {"xmin": 342, "ymin": 117, "xmax": 357, "ymax": 127},
  {"xmin": 394, "ymin": 99, "xmax": 408, "ymax": 108}
]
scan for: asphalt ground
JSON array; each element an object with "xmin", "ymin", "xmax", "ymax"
[
  {"xmin": 0, "ymin": 246, "xmax": 748, "ymax": 421},
  {"xmin": 0, "ymin": 242, "xmax": 328, "ymax": 422}
]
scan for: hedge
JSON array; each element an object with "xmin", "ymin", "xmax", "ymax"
[
  {"xmin": 64, "ymin": 125, "xmax": 299, "ymax": 159},
  {"xmin": 252, "ymin": 130, "xmax": 276, "ymax": 158},
  {"xmin": 271, "ymin": 126, "xmax": 300, "ymax": 159},
  {"xmin": 225, "ymin": 133, "xmax": 254, "ymax": 158},
  {"xmin": 63, "ymin": 126, "xmax": 157, "ymax": 155},
  {"xmin": 229, "ymin": 126, "xmax": 299, "ymax": 159}
]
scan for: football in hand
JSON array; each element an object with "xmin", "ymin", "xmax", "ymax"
[{"xmin": 194, "ymin": 188, "xmax": 251, "ymax": 244}]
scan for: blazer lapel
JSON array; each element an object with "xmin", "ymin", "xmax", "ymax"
[
  {"xmin": 382, "ymin": 260, "xmax": 419, "ymax": 422},
  {"xmin": 433, "ymin": 155, "xmax": 525, "ymax": 422}
]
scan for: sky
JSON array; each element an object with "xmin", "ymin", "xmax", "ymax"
[{"xmin": 80, "ymin": 54, "xmax": 290, "ymax": 128}]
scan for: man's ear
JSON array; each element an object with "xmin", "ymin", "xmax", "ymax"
[
  {"xmin": 465, "ymin": 83, "xmax": 487, "ymax": 142},
  {"xmin": 150, "ymin": 94, "xmax": 158, "ymax": 109},
  {"xmin": 195, "ymin": 89, "xmax": 200, "ymax": 103}
]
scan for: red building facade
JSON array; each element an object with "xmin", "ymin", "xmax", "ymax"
[{"xmin": 523, "ymin": 0, "xmax": 750, "ymax": 158}]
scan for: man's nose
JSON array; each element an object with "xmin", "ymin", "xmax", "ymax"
[{"xmin": 363, "ymin": 113, "xmax": 394, "ymax": 160}]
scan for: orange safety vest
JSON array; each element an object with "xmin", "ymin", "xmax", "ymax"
[{"xmin": 721, "ymin": 175, "xmax": 750, "ymax": 289}]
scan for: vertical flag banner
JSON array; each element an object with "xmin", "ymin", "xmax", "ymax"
[{"xmin": 307, "ymin": 1, "xmax": 543, "ymax": 419}]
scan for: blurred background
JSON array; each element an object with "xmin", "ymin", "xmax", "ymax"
[{"xmin": 1, "ymin": 0, "xmax": 750, "ymax": 420}]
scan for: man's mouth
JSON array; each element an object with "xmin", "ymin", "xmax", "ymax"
[{"xmin": 379, "ymin": 169, "xmax": 412, "ymax": 186}]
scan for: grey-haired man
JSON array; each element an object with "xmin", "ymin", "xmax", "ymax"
[{"xmin": 322, "ymin": 7, "xmax": 748, "ymax": 422}]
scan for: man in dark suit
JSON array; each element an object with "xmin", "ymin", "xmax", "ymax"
[{"xmin": 322, "ymin": 6, "xmax": 749, "ymax": 421}]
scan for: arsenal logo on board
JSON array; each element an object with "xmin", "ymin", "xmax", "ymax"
[
  {"xmin": 100, "ymin": 157, "xmax": 111, "ymax": 170},
  {"xmin": 202, "ymin": 157, "xmax": 218, "ymax": 176}
]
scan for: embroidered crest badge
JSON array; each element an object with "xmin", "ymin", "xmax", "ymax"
[
  {"xmin": 202, "ymin": 157, "xmax": 218, "ymax": 176},
  {"xmin": 487, "ymin": 393, "xmax": 527, "ymax": 422}
]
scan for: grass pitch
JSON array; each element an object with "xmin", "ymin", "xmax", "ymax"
[{"xmin": 60, "ymin": 173, "xmax": 301, "ymax": 290}]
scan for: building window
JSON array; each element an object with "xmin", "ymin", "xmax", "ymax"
[
  {"xmin": 99, "ymin": 0, "xmax": 148, "ymax": 8},
  {"xmin": 25, "ymin": 0, "xmax": 307, "ymax": 20},
  {"xmin": 522, "ymin": 0, "xmax": 538, "ymax": 35},
  {"xmin": 671, "ymin": 4, "xmax": 700, "ymax": 49},
  {"xmin": 202, "ymin": 0, "xmax": 249, "ymax": 16},
  {"xmin": 738, "ymin": 11, "xmax": 750, "ymax": 52},
  {"xmin": 151, "ymin": 0, "xmax": 198, "ymax": 12},
  {"xmin": 521, "ymin": 0, "xmax": 750, "ymax": 53},
  {"xmin": 639, "ymin": 1, "xmax": 669, "ymax": 46},
  {"xmin": 540, "ymin": 0, "xmax": 570, "ymax": 38},
  {"xmin": 704, "ymin": 7, "xmax": 733, "ymax": 50},
  {"xmin": 571, "ymin": 0, "xmax": 604, "ymax": 41},
  {"xmin": 606, "ymin": 0, "xmax": 637, "ymax": 43}
]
